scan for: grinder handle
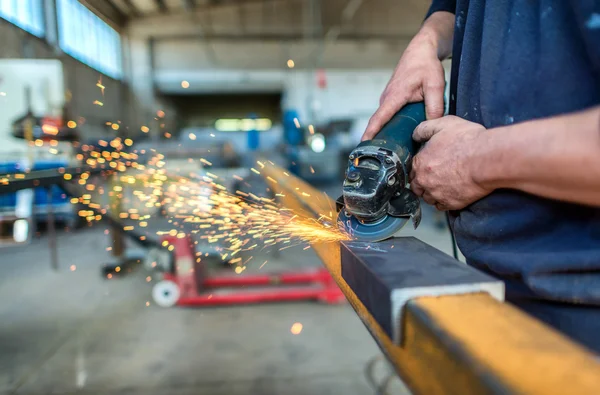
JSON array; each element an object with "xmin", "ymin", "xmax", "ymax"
[{"xmin": 373, "ymin": 102, "xmax": 426, "ymax": 157}]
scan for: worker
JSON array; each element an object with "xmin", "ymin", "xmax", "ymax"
[{"xmin": 363, "ymin": 2, "xmax": 600, "ymax": 353}]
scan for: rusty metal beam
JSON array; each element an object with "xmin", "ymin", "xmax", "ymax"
[{"xmin": 259, "ymin": 162, "xmax": 600, "ymax": 395}]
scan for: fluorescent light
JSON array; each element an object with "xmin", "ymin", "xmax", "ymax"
[
  {"xmin": 13, "ymin": 219, "xmax": 29, "ymax": 243},
  {"xmin": 215, "ymin": 118, "xmax": 272, "ymax": 132},
  {"xmin": 309, "ymin": 133, "xmax": 326, "ymax": 153}
]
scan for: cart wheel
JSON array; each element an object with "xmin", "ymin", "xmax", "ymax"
[{"xmin": 152, "ymin": 280, "xmax": 180, "ymax": 307}]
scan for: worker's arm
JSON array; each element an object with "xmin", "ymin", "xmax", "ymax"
[
  {"xmin": 362, "ymin": 8, "xmax": 455, "ymax": 140},
  {"xmin": 410, "ymin": 106, "xmax": 600, "ymax": 210}
]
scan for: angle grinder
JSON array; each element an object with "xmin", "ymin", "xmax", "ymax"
[{"xmin": 337, "ymin": 102, "xmax": 425, "ymax": 242}]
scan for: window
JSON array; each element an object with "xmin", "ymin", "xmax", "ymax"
[
  {"xmin": 56, "ymin": 0, "xmax": 122, "ymax": 79},
  {"xmin": 0, "ymin": 0, "xmax": 45, "ymax": 37}
]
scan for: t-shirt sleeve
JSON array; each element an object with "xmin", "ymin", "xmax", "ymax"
[
  {"xmin": 569, "ymin": 3, "xmax": 600, "ymax": 76},
  {"xmin": 425, "ymin": 0, "xmax": 457, "ymax": 19}
]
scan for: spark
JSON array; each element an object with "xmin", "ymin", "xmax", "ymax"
[
  {"xmin": 93, "ymin": 100, "xmax": 103, "ymax": 106},
  {"xmin": 290, "ymin": 322, "xmax": 303, "ymax": 335},
  {"xmin": 96, "ymin": 78, "xmax": 105, "ymax": 95},
  {"xmin": 57, "ymin": 135, "xmax": 350, "ymax": 264}
]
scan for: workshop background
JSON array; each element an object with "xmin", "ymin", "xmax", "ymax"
[{"xmin": 0, "ymin": 1, "xmax": 456, "ymax": 394}]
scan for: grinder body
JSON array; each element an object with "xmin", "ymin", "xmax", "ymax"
[{"xmin": 338, "ymin": 102, "xmax": 425, "ymax": 241}]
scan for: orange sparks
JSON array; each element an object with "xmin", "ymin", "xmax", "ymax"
[
  {"xmin": 290, "ymin": 323, "xmax": 303, "ymax": 335},
  {"xmin": 96, "ymin": 78, "xmax": 105, "ymax": 95},
  {"xmin": 42, "ymin": 124, "xmax": 59, "ymax": 135},
  {"xmin": 93, "ymin": 100, "xmax": 104, "ymax": 106}
]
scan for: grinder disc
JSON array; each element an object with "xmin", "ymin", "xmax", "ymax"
[{"xmin": 338, "ymin": 210, "xmax": 408, "ymax": 242}]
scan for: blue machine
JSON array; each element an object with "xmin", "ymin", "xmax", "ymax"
[
  {"xmin": 0, "ymin": 159, "xmax": 76, "ymax": 227},
  {"xmin": 247, "ymin": 112, "xmax": 260, "ymax": 151}
]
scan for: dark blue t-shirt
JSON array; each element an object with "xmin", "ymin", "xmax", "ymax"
[{"xmin": 427, "ymin": 1, "xmax": 600, "ymax": 304}]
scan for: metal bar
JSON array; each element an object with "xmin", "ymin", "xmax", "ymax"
[
  {"xmin": 259, "ymin": 161, "xmax": 600, "ymax": 395},
  {"xmin": 0, "ymin": 166, "xmax": 113, "ymax": 194},
  {"xmin": 341, "ymin": 237, "xmax": 504, "ymax": 344},
  {"xmin": 175, "ymin": 287, "xmax": 339, "ymax": 306},
  {"xmin": 46, "ymin": 187, "xmax": 59, "ymax": 271},
  {"xmin": 202, "ymin": 269, "xmax": 332, "ymax": 288}
]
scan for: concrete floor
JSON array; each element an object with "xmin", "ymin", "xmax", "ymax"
[{"xmin": 0, "ymin": 202, "xmax": 452, "ymax": 395}]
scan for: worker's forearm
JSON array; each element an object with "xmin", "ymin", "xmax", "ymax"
[
  {"xmin": 419, "ymin": 11, "xmax": 455, "ymax": 60},
  {"xmin": 475, "ymin": 106, "xmax": 600, "ymax": 207}
]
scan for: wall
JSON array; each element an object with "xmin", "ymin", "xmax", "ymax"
[
  {"xmin": 0, "ymin": 18, "xmax": 143, "ymax": 142},
  {"xmin": 0, "ymin": 60, "xmax": 64, "ymax": 156},
  {"xmin": 153, "ymin": 68, "xmax": 392, "ymax": 124}
]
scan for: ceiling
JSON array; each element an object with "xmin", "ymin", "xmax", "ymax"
[{"xmin": 85, "ymin": 0, "xmax": 429, "ymax": 42}]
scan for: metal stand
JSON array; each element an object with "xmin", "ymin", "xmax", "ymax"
[{"xmin": 46, "ymin": 187, "xmax": 58, "ymax": 270}]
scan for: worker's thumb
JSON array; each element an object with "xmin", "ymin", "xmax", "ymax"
[{"xmin": 413, "ymin": 119, "xmax": 441, "ymax": 142}]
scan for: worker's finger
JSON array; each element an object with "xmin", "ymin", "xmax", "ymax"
[
  {"xmin": 362, "ymin": 94, "xmax": 409, "ymax": 141},
  {"xmin": 422, "ymin": 191, "xmax": 436, "ymax": 206},
  {"xmin": 410, "ymin": 179, "xmax": 425, "ymax": 198},
  {"xmin": 435, "ymin": 202, "xmax": 448, "ymax": 211},
  {"xmin": 423, "ymin": 79, "xmax": 446, "ymax": 120},
  {"xmin": 413, "ymin": 118, "xmax": 443, "ymax": 142}
]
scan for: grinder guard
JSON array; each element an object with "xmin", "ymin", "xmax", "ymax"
[{"xmin": 338, "ymin": 102, "xmax": 425, "ymax": 241}]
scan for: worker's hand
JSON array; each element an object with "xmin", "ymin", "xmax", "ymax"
[
  {"xmin": 410, "ymin": 116, "xmax": 492, "ymax": 211},
  {"xmin": 362, "ymin": 35, "xmax": 446, "ymax": 141}
]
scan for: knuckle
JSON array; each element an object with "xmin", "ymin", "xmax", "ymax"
[{"xmin": 426, "ymin": 80, "xmax": 445, "ymax": 91}]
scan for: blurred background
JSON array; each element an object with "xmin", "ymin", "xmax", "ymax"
[{"xmin": 0, "ymin": 1, "xmax": 455, "ymax": 394}]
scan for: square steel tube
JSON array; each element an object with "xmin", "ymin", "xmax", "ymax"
[{"xmin": 341, "ymin": 237, "xmax": 505, "ymax": 344}]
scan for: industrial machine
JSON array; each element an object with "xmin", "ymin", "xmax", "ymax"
[{"xmin": 337, "ymin": 102, "xmax": 425, "ymax": 241}]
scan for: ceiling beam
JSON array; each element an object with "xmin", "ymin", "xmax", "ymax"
[
  {"xmin": 151, "ymin": 32, "xmax": 412, "ymax": 42},
  {"xmin": 139, "ymin": 0, "xmax": 288, "ymax": 18},
  {"xmin": 80, "ymin": 0, "xmax": 128, "ymax": 26},
  {"xmin": 181, "ymin": 0, "xmax": 196, "ymax": 9},
  {"xmin": 121, "ymin": 0, "xmax": 142, "ymax": 17},
  {"xmin": 155, "ymin": 0, "xmax": 169, "ymax": 13}
]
